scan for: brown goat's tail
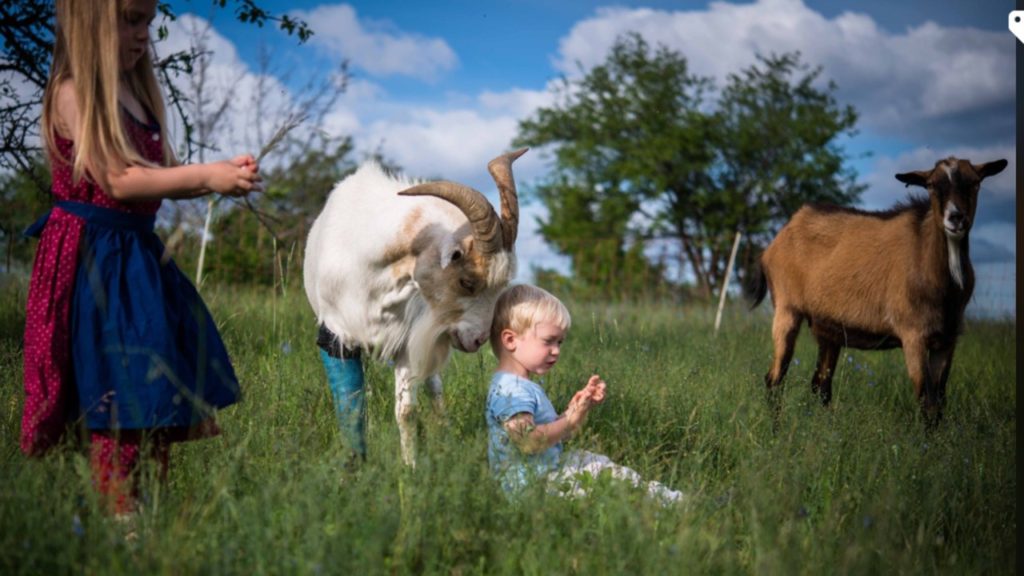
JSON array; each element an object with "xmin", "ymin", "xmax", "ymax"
[{"xmin": 745, "ymin": 261, "xmax": 768, "ymax": 310}]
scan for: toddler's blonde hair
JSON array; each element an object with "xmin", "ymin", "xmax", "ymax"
[{"xmin": 490, "ymin": 284, "xmax": 571, "ymax": 357}]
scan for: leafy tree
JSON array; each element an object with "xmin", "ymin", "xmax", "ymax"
[
  {"xmin": 713, "ymin": 52, "xmax": 865, "ymax": 285},
  {"xmin": 516, "ymin": 34, "xmax": 863, "ymax": 299},
  {"xmin": 1, "ymin": 0, "xmax": 53, "ymax": 182},
  {"xmin": 515, "ymin": 33, "xmax": 714, "ymax": 298},
  {"xmin": 0, "ymin": 154, "xmax": 49, "ymax": 272}
]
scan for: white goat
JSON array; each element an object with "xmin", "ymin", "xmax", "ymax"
[{"xmin": 304, "ymin": 149, "xmax": 526, "ymax": 465}]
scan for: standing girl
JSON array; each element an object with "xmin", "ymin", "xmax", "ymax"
[{"xmin": 22, "ymin": 0, "xmax": 262, "ymax": 514}]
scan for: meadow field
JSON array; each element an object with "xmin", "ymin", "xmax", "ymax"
[{"xmin": 0, "ymin": 278, "xmax": 1016, "ymax": 575}]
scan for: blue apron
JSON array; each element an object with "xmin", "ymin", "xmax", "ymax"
[{"xmin": 32, "ymin": 201, "xmax": 241, "ymax": 430}]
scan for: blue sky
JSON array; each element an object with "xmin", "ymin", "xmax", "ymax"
[{"xmin": 162, "ymin": 0, "xmax": 1016, "ymax": 314}]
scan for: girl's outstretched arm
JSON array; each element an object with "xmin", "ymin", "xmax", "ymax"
[
  {"xmin": 53, "ymin": 79, "xmax": 261, "ymax": 201},
  {"xmin": 106, "ymin": 158, "xmax": 261, "ymax": 201}
]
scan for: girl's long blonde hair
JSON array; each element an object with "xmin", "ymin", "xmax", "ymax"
[{"xmin": 41, "ymin": 0, "xmax": 176, "ymax": 185}]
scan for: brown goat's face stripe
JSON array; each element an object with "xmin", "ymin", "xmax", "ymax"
[
  {"xmin": 927, "ymin": 158, "xmax": 980, "ymax": 237},
  {"xmin": 941, "ymin": 160, "xmax": 956, "ymax": 184}
]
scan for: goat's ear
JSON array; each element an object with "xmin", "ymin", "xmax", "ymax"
[
  {"xmin": 439, "ymin": 235, "xmax": 463, "ymax": 269},
  {"xmin": 895, "ymin": 170, "xmax": 929, "ymax": 188},
  {"xmin": 975, "ymin": 159, "xmax": 1008, "ymax": 181}
]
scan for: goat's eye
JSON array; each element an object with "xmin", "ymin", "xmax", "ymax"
[
  {"xmin": 450, "ymin": 250, "xmax": 462, "ymax": 262},
  {"xmin": 459, "ymin": 278, "xmax": 476, "ymax": 293}
]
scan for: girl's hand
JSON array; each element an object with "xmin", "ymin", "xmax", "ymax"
[
  {"xmin": 230, "ymin": 154, "xmax": 259, "ymax": 173},
  {"xmin": 205, "ymin": 158, "xmax": 262, "ymax": 197}
]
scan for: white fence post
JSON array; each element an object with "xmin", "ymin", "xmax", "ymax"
[{"xmin": 714, "ymin": 231, "xmax": 742, "ymax": 335}]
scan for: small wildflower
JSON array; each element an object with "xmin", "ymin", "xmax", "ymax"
[
  {"xmin": 281, "ymin": 341, "xmax": 292, "ymax": 355},
  {"xmin": 797, "ymin": 506, "xmax": 809, "ymax": 518},
  {"xmin": 71, "ymin": 514, "xmax": 85, "ymax": 537},
  {"xmin": 862, "ymin": 515, "xmax": 874, "ymax": 529}
]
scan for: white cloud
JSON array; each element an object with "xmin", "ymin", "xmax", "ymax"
[
  {"xmin": 341, "ymin": 94, "xmax": 558, "ymax": 280},
  {"xmin": 554, "ymin": 0, "xmax": 1013, "ymax": 135},
  {"xmin": 478, "ymin": 88, "xmax": 555, "ymax": 119},
  {"xmin": 319, "ymin": 78, "xmax": 387, "ymax": 136},
  {"xmin": 350, "ymin": 87, "xmax": 553, "ymax": 182},
  {"xmin": 159, "ymin": 13, "xmax": 241, "ymax": 65},
  {"xmin": 156, "ymin": 14, "xmax": 292, "ymax": 158},
  {"xmin": 290, "ymin": 4, "xmax": 457, "ymax": 81},
  {"xmin": 361, "ymin": 107, "xmax": 545, "ymax": 187}
]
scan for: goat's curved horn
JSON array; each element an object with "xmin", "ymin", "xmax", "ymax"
[
  {"xmin": 398, "ymin": 182, "xmax": 503, "ymax": 255},
  {"xmin": 487, "ymin": 147, "xmax": 528, "ymax": 251}
]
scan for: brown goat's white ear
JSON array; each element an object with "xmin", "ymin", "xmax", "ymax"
[
  {"xmin": 975, "ymin": 159, "xmax": 1008, "ymax": 180},
  {"xmin": 895, "ymin": 170, "xmax": 929, "ymax": 188}
]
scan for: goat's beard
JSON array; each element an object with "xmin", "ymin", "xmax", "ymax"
[
  {"xmin": 405, "ymin": 308, "xmax": 453, "ymax": 383},
  {"xmin": 946, "ymin": 235, "xmax": 964, "ymax": 289}
]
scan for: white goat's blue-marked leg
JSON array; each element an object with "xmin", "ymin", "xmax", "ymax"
[
  {"xmin": 394, "ymin": 363, "xmax": 419, "ymax": 467},
  {"xmin": 319, "ymin": 349, "xmax": 366, "ymax": 458}
]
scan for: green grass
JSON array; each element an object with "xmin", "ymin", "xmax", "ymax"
[{"xmin": 0, "ymin": 279, "xmax": 1016, "ymax": 575}]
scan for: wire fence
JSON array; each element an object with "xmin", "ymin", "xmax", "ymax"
[{"xmin": 968, "ymin": 262, "xmax": 1015, "ymax": 320}]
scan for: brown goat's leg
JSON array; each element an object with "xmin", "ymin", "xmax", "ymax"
[
  {"xmin": 901, "ymin": 337, "xmax": 938, "ymax": 426},
  {"xmin": 811, "ymin": 340, "xmax": 841, "ymax": 406},
  {"xmin": 925, "ymin": 343, "xmax": 956, "ymax": 426},
  {"xmin": 765, "ymin": 308, "xmax": 802, "ymax": 419}
]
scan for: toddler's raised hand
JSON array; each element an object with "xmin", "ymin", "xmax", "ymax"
[
  {"xmin": 565, "ymin": 388, "xmax": 593, "ymax": 428},
  {"xmin": 586, "ymin": 374, "xmax": 607, "ymax": 404}
]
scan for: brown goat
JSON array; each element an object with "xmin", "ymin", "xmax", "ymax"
[{"xmin": 750, "ymin": 157, "xmax": 1007, "ymax": 424}]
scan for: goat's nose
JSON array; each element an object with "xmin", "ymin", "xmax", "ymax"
[{"xmin": 948, "ymin": 211, "xmax": 965, "ymax": 227}]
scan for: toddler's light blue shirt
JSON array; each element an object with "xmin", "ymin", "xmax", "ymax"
[{"xmin": 486, "ymin": 371, "xmax": 562, "ymax": 492}]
